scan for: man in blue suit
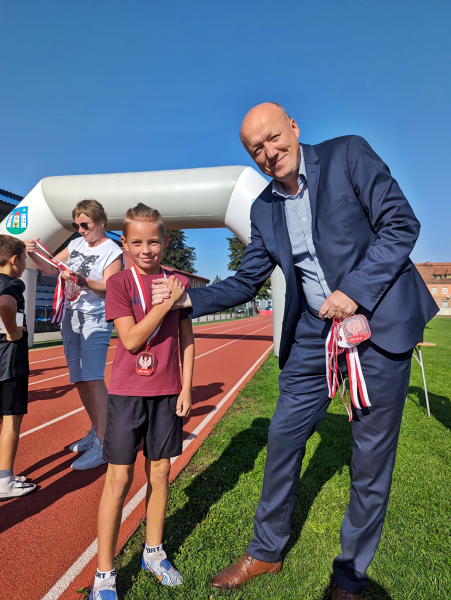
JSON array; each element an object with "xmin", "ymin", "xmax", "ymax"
[{"xmin": 153, "ymin": 103, "xmax": 437, "ymax": 599}]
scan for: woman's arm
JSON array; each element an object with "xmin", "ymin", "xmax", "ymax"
[
  {"xmin": 176, "ymin": 317, "xmax": 195, "ymax": 418},
  {"xmin": 69, "ymin": 256, "xmax": 123, "ymax": 298},
  {"xmin": 113, "ymin": 275, "xmax": 185, "ymax": 353},
  {"xmin": 24, "ymin": 240, "xmax": 70, "ymax": 276}
]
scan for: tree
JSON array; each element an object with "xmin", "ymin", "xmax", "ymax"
[
  {"xmin": 227, "ymin": 235, "xmax": 271, "ymax": 301},
  {"xmin": 256, "ymin": 278, "xmax": 271, "ymax": 300},
  {"xmin": 162, "ymin": 230, "xmax": 197, "ymax": 273},
  {"xmin": 212, "ymin": 274, "xmax": 222, "ymax": 284},
  {"xmin": 227, "ymin": 235, "xmax": 246, "ymax": 271}
]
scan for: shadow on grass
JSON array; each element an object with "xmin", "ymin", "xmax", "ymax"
[
  {"xmin": 116, "ymin": 417, "xmax": 271, "ymax": 594},
  {"xmin": 408, "ymin": 385, "xmax": 451, "ymax": 430},
  {"xmin": 115, "ymin": 409, "xmax": 392, "ymax": 598},
  {"xmin": 285, "ymin": 411, "xmax": 352, "ymax": 556},
  {"xmin": 319, "ymin": 574, "xmax": 393, "ymax": 599}
]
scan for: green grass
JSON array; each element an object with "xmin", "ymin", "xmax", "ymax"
[{"xmin": 105, "ymin": 318, "xmax": 450, "ymax": 600}]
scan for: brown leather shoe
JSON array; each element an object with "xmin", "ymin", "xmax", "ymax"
[
  {"xmin": 332, "ymin": 585, "xmax": 360, "ymax": 600},
  {"xmin": 211, "ymin": 552, "xmax": 282, "ymax": 590}
]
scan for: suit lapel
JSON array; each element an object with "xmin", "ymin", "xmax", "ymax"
[
  {"xmin": 272, "ymin": 195, "xmax": 297, "ymax": 310},
  {"xmin": 302, "ymin": 144, "xmax": 320, "ymax": 234}
]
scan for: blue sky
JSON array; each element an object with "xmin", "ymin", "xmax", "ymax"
[{"xmin": 1, "ymin": 0, "xmax": 450, "ymax": 280}]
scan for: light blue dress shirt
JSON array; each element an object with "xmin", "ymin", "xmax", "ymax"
[{"xmin": 272, "ymin": 146, "xmax": 332, "ymax": 311}]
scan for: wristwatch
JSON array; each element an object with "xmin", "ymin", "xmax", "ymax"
[{"xmin": 76, "ymin": 274, "xmax": 87, "ymax": 287}]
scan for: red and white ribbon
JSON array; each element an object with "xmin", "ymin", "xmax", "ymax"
[
  {"xmin": 131, "ymin": 265, "xmax": 167, "ymax": 349},
  {"xmin": 326, "ymin": 318, "xmax": 371, "ymax": 421},
  {"xmin": 34, "ymin": 241, "xmax": 70, "ymax": 324}
]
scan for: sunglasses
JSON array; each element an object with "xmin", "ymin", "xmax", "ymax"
[{"xmin": 72, "ymin": 222, "xmax": 90, "ymax": 231}]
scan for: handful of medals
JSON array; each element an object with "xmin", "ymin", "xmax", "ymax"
[
  {"xmin": 326, "ymin": 314, "xmax": 372, "ymax": 421},
  {"xmin": 34, "ymin": 241, "xmax": 81, "ymax": 323}
]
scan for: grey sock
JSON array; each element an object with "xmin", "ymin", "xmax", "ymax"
[{"xmin": 0, "ymin": 469, "xmax": 13, "ymax": 479}]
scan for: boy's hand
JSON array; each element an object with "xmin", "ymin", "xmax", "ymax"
[
  {"xmin": 164, "ymin": 276, "xmax": 185, "ymax": 306},
  {"xmin": 176, "ymin": 389, "xmax": 192, "ymax": 418},
  {"xmin": 6, "ymin": 326, "xmax": 25, "ymax": 342}
]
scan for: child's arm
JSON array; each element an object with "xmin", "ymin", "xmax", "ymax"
[
  {"xmin": 114, "ymin": 275, "xmax": 185, "ymax": 353},
  {"xmin": 0, "ymin": 295, "xmax": 24, "ymax": 341},
  {"xmin": 176, "ymin": 316, "xmax": 195, "ymax": 418}
]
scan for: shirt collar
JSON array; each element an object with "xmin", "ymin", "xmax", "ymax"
[{"xmin": 272, "ymin": 144, "xmax": 306, "ymax": 199}]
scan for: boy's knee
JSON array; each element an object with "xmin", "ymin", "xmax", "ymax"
[
  {"xmin": 106, "ymin": 466, "xmax": 133, "ymax": 497},
  {"xmin": 149, "ymin": 459, "xmax": 170, "ymax": 483}
]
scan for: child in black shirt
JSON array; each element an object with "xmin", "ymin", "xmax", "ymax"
[{"xmin": 0, "ymin": 234, "xmax": 36, "ymax": 499}]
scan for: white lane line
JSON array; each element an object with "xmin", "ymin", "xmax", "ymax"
[
  {"xmin": 20, "ymin": 408, "xmax": 86, "ymax": 438},
  {"xmin": 26, "ymin": 323, "xmax": 271, "ymax": 434},
  {"xmin": 194, "ymin": 319, "xmax": 270, "ymax": 340},
  {"xmin": 30, "ymin": 345, "xmax": 117, "ymax": 366},
  {"xmin": 40, "ymin": 343, "xmax": 274, "ymax": 600},
  {"xmin": 28, "ymin": 361, "xmax": 114, "ymax": 387},
  {"xmin": 193, "ymin": 316, "xmax": 266, "ymax": 333},
  {"xmin": 195, "ymin": 323, "xmax": 272, "ymax": 359},
  {"xmin": 29, "ymin": 318, "xmax": 266, "ymax": 365}
]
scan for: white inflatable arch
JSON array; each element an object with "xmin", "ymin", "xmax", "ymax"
[{"xmin": 0, "ymin": 166, "xmax": 285, "ymax": 352}]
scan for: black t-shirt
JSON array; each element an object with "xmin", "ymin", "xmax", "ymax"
[{"xmin": 0, "ymin": 274, "xmax": 29, "ymax": 381}]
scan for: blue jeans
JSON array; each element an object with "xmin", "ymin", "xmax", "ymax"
[{"xmin": 61, "ymin": 309, "xmax": 113, "ymax": 383}]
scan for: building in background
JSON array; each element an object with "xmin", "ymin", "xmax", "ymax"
[
  {"xmin": 416, "ymin": 262, "xmax": 451, "ymax": 316},
  {"xmin": 0, "ymin": 188, "xmax": 23, "ymax": 221}
]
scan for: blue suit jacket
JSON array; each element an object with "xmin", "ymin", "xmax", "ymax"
[{"xmin": 189, "ymin": 135, "xmax": 438, "ymax": 368}]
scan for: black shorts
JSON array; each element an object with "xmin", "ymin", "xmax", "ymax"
[
  {"xmin": 103, "ymin": 394, "xmax": 183, "ymax": 465},
  {"xmin": 0, "ymin": 376, "xmax": 28, "ymax": 416}
]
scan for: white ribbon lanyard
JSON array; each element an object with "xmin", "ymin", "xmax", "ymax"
[{"xmin": 131, "ymin": 265, "xmax": 167, "ymax": 348}]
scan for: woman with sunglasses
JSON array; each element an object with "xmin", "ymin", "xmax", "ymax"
[{"xmin": 25, "ymin": 199, "xmax": 123, "ymax": 470}]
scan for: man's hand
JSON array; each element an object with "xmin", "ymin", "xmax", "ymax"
[
  {"xmin": 152, "ymin": 278, "xmax": 193, "ymax": 310},
  {"xmin": 176, "ymin": 389, "xmax": 192, "ymax": 418},
  {"xmin": 318, "ymin": 291, "xmax": 358, "ymax": 321},
  {"xmin": 6, "ymin": 325, "xmax": 25, "ymax": 342}
]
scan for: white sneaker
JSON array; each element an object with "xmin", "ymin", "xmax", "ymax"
[
  {"xmin": 0, "ymin": 476, "xmax": 36, "ymax": 499},
  {"xmin": 71, "ymin": 437, "xmax": 106, "ymax": 470},
  {"xmin": 89, "ymin": 572, "xmax": 117, "ymax": 600},
  {"xmin": 69, "ymin": 426, "xmax": 95, "ymax": 452}
]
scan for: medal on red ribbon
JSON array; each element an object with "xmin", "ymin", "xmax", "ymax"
[
  {"xmin": 326, "ymin": 314, "xmax": 372, "ymax": 421},
  {"xmin": 131, "ymin": 265, "xmax": 167, "ymax": 377}
]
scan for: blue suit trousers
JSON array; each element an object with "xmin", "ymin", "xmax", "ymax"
[{"xmin": 247, "ymin": 306, "xmax": 412, "ymax": 594}]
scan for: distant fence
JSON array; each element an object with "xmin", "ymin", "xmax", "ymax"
[
  {"xmin": 437, "ymin": 308, "xmax": 451, "ymax": 316},
  {"xmin": 191, "ymin": 308, "xmax": 254, "ymax": 323}
]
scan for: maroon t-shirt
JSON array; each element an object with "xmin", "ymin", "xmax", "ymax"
[{"xmin": 105, "ymin": 269, "xmax": 190, "ymax": 397}]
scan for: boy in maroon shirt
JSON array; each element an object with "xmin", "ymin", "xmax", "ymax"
[{"xmin": 90, "ymin": 204, "xmax": 194, "ymax": 599}]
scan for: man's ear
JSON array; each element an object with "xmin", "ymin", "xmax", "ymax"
[
  {"xmin": 290, "ymin": 118, "xmax": 300, "ymax": 140},
  {"xmin": 120, "ymin": 236, "xmax": 129, "ymax": 252},
  {"xmin": 162, "ymin": 234, "xmax": 170, "ymax": 251}
]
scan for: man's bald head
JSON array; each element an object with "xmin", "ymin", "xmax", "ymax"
[
  {"xmin": 239, "ymin": 102, "xmax": 290, "ymax": 143},
  {"xmin": 239, "ymin": 102, "xmax": 301, "ymax": 188}
]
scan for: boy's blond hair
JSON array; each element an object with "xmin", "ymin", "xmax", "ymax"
[
  {"xmin": 122, "ymin": 203, "xmax": 167, "ymax": 237},
  {"xmin": 0, "ymin": 234, "xmax": 26, "ymax": 266}
]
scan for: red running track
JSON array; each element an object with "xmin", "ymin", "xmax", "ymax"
[{"xmin": 0, "ymin": 315, "xmax": 273, "ymax": 600}]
